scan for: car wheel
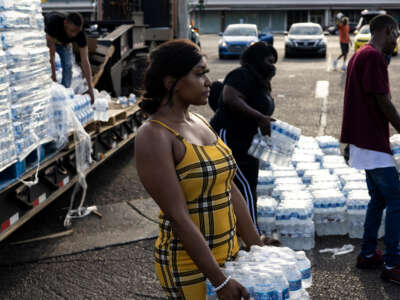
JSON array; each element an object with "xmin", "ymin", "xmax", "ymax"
[
  {"xmin": 285, "ymin": 51, "xmax": 291, "ymax": 58},
  {"xmin": 393, "ymin": 51, "xmax": 398, "ymax": 57},
  {"xmin": 219, "ymin": 54, "xmax": 224, "ymax": 59},
  {"xmin": 320, "ymin": 51, "xmax": 326, "ymax": 58}
]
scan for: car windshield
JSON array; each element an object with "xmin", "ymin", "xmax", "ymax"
[
  {"xmin": 360, "ymin": 26, "xmax": 370, "ymax": 34},
  {"xmin": 224, "ymin": 27, "xmax": 257, "ymax": 36},
  {"xmin": 289, "ymin": 26, "xmax": 322, "ymax": 35}
]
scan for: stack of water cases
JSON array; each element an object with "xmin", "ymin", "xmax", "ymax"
[
  {"xmin": 0, "ymin": 0, "xmax": 52, "ymax": 160},
  {"xmin": 256, "ymin": 134, "xmax": 390, "ymax": 249},
  {"xmin": 206, "ymin": 246, "xmax": 312, "ymax": 300},
  {"xmin": 0, "ymin": 50, "xmax": 16, "ymax": 171}
]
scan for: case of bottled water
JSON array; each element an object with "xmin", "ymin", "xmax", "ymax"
[
  {"xmin": 275, "ymin": 177, "xmax": 303, "ymax": 186},
  {"xmin": 291, "ymin": 153, "xmax": 316, "ymax": 168},
  {"xmin": 294, "ymin": 136, "xmax": 320, "ymax": 150},
  {"xmin": 315, "ymin": 136, "xmax": 341, "ymax": 155},
  {"xmin": 257, "ymin": 196, "xmax": 278, "ymax": 236},
  {"xmin": 248, "ymin": 120, "xmax": 301, "ymax": 166},
  {"xmin": 333, "ymin": 167, "xmax": 363, "ymax": 177},
  {"xmin": 302, "ymin": 169, "xmax": 331, "ymax": 185},
  {"xmin": 321, "ymin": 155, "xmax": 348, "ymax": 172},
  {"xmin": 273, "ymin": 169, "xmax": 299, "ymax": 179},
  {"xmin": 342, "ymin": 181, "xmax": 368, "ymax": 198},
  {"xmin": 70, "ymin": 94, "xmax": 94, "ymax": 125},
  {"xmin": 308, "ymin": 180, "xmax": 342, "ymax": 193},
  {"xmin": 271, "ymin": 183, "xmax": 307, "ymax": 202},
  {"xmin": 276, "ymin": 200, "xmax": 314, "ymax": 250},
  {"xmin": 339, "ymin": 173, "xmax": 366, "ymax": 189},
  {"xmin": 93, "ymin": 90, "xmax": 111, "ymax": 122},
  {"xmin": 257, "ymin": 170, "xmax": 274, "ymax": 196},
  {"xmin": 210, "ymin": 246, "xmax": 313, "ymax": 300},
  {"xmin": 390, "ymin": 134, "xmax": 400, "ymax": 172},
  {"xmin": 308, "ymin": 173, "xmax": 340, "ymax": 186},
  {"xmin": 295, "ymin": 162, "xmax": 321, "ymax": 177},
  {"xmin": 312, "ymin": 189, "xmax": 348, "ymax": 236},
  {"xmin": 347, "ymin": 190, "xmax": 370, "ymax": 239},
  {"xmin": 280, "ymin": 190, "xmax": 313, "ymax": 203}
]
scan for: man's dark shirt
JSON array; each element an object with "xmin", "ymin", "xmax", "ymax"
[{"xmin": 45, "ymin": 12, "xmax": 87, "ymax": 48}]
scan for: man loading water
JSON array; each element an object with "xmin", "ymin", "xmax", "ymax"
[
  {"xmin": 45, "ymin": 12, "xmax": 94, "ymax": 103},
  {"xmin": 341, "ymin": 14, "xmax": 400, "ymax": 284}
]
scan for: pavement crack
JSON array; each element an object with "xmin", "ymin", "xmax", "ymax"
[
  {"xmin": 134, "ymin": 293, "xmax": 166, "ymax": 299},
  {"xmin": 126, "ymin": 201, "xmax": 158, "ymax": 224}
]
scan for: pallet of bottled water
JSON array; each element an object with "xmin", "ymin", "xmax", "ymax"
[
  {"xmin": 0, "ymin": 50, "xmax": 17, "ymax": 171},
  {"xmin": 206, "ymin": 246, "xmax": 312, "ymax": 299},
  {"xmin": 0, "ymin": 0, "xmax": 53, "ymax": 160},
  {"xmin": 248, "ymin": 120, "xmax": 301, "ymax": 166}
]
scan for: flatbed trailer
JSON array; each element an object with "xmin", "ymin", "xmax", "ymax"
[{"xmin": 0, "ymin": 105, "xmax": 144, "ymax": 243}]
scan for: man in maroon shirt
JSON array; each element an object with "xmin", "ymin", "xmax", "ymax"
[{"xmin": 340, "ymin": 15, "xmax": 400, "ymax": 284}]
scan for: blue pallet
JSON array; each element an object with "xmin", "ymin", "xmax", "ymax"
[
  {"xmin": 0, "ymin": 142, "xmax": 58, "ymax": 191},
  {"xmin": 0, "ymin": 160, "xmax": 26, "ymax": 191}
]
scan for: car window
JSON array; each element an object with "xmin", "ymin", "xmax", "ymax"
[
  {"xmin": 224, "ymin": 27, "xmax": 257, "ymax": 36},
  {"xmin": 289, "ymin": 26, "xmax": 322, "ymax": 35},
  {"xmin": 360, "ymin": 26, "xmax": 370, "ymax": 34}
]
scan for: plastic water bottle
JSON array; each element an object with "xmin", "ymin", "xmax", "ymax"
[
  {"xmin": 128, "ymin": 93, "xmax": 137, "ymax": 106},
  {"xmin": 295, "ymin": 251, "xmax": 312, "ymax": 289},
  {"xmin": 264, "ymin": 268, "xmax": 290, "ymax": 300},
  {"xmin": 252, "ymin": 271, "xmax": 278, "ymax": 300},
  {"xmin": 275, "ymin": 261, "xmax": 302, "ymax": 299}
]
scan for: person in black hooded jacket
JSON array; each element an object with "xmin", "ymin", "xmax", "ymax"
[{"xmin": 210, "ymin": 42, "xmax": 278, "ymax": 233}]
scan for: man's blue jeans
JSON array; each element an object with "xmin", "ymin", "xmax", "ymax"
[
  {"xmin": 55, "ymin": 44, "xmax": 73, "ymax": 88},
  {"xmin": 361, "ymin": 167, "xmax": 400, "ymax": 267}
]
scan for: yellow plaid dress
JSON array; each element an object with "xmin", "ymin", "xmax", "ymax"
[{"xmin": 151, "ymin": 115, "xmax": 240, "ymax": 300}]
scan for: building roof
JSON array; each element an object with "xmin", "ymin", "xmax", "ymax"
[{"xmin": 190, "ymin": 0, "xmax": 400, "ymax": 10}]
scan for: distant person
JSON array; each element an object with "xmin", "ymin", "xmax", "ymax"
[
  {"xmin": 340, "ymin": 15, "xmax": 400, "ymax": 284},
  {"xmin": 333, "ymin": 16, "xmax": 351, "ymax": 71},
  {"xmin": 210, "ymin": 42, "xmax": 278, "ymax": 233},
  {"xmin": 136, "ymin": 40, "xmax": 269, "ymax": 299},
  {"xmin": 45, "ymin": 12, "xmax": 94, "ymax": 103}
]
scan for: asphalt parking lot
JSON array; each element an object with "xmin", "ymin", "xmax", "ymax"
[{"xmin": 1, "ymin": 34, "xmax": 400, "ymax": 300}]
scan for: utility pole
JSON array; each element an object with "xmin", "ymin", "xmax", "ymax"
[{"xmin": 178, "ymin": 0, "xmax": 189, "ymax": 39}]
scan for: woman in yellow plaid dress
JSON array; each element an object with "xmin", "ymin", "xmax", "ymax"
[{"xmin": 135, "ymin": 40, "xmax": 265, "ymax": 300}]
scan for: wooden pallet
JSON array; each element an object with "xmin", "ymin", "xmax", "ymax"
[{"xmin": 100, "ymin": 109, "xmax": 127, "ymax": 127}]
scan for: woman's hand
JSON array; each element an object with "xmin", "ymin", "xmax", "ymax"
[
  {"xmin": 217, "ymin": 279, "xmax": 250, "ymax": 300},
  {"xmin": 261, "ymin": 234, "xmax": 281, "ymax": 246},
  {"xmin": 257, "ymin": 115, "xmax": 275, "ymax": 136}
]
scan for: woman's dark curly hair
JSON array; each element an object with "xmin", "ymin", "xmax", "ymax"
[{"xmin": 139, "ymin": 39, "xmax": 204, "ymax": 114}]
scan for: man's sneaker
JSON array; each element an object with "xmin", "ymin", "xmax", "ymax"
[
  {"xmin": 356, "ymin": 250, "xmax": 384, "ymax": 269},
  {"xmin": 333, "ymin": 59, "xmax": 338, "ymax": 69},
  {"xmin": 341, "ymin": 64, "xmax": 347, "ymax": 71},
  {"xmin": 381, "ymin": 265, "xmax": 400, "ymax": 284}
]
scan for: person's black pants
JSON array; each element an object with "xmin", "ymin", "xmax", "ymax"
[{"xmin": 218, "ymin": 128, "xmax": 260, "ymax": 232}]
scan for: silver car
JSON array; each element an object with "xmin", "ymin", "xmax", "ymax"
[{"xmin": 285, "ymin": 23, "xmax": 327, "ymax": 58}]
